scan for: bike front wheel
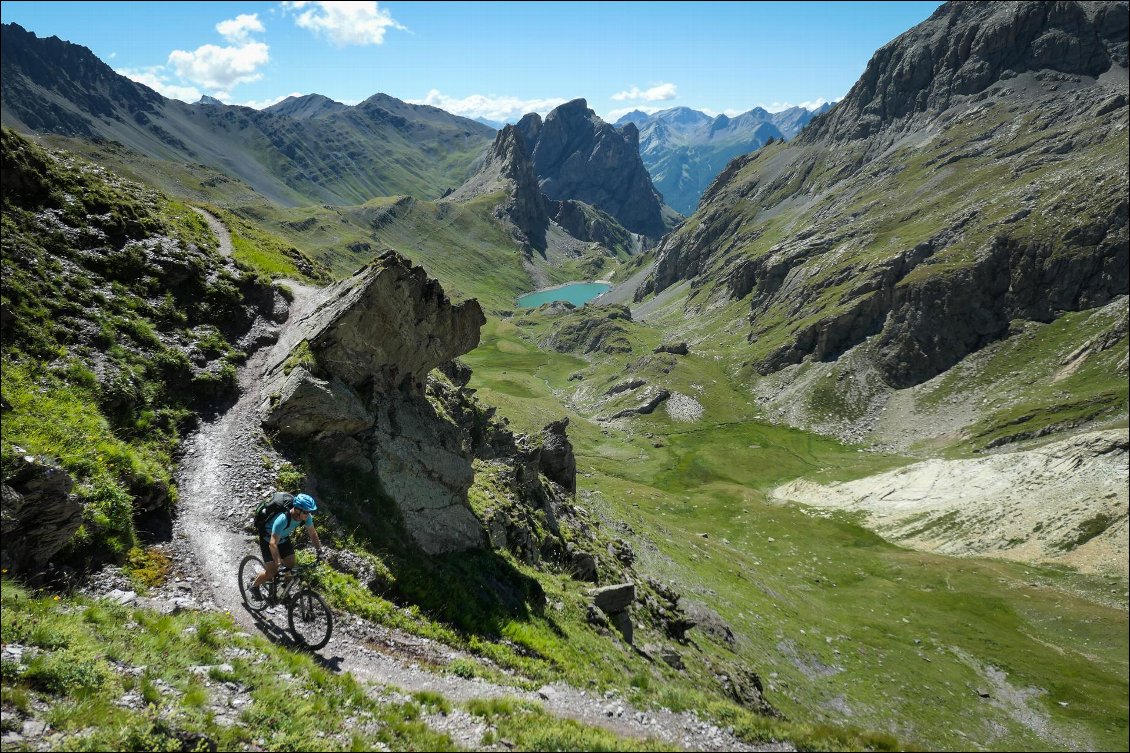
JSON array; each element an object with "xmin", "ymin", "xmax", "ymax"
[
  {"xmin": 288, "ymin": 589, "xmax": 333, "ymax": 650},
  {"xmin": 238, "ymin": 555, "xmax": 268, "ymax": 612}
]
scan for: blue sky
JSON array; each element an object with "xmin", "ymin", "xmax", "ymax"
[{"xmin": 1, "ymin": 1, "xmax": 942, "ymax": 121}]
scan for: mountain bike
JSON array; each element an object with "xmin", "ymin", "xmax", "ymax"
[{"xmin": 238, "ymin": 555, "xmax": 334, "ymax": 650}]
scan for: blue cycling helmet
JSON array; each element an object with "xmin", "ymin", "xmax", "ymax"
[{"xmin": 293, "ymin": 493, "xmax": 317, "ymax": 512}]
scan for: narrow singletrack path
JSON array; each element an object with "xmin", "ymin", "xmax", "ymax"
[{"xmin": 167, "ymin": 209, "xmax": 783, "ymax": 751}]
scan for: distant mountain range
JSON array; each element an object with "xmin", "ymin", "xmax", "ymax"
[
  {"xmin": 615, "ymin": 104, "xmax": 833, "ymax": 214},
  {"xmin": 0, "ymin": 23, "xmax": 494, "ymax": 206}
]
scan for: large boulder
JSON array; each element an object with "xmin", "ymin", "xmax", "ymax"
[
  {"xmin": 1, "ymin": 454, "xmax": 81, "ymax": 573},
  {"xmin": 261, "ymin": 252, "xmax": 488, "ymax": 554},
  {"xmin": 592, "ymin": 582, "xmax": 636, "ymax": 613},
  {"xmin": 270, "ymin": 250, "xmax": 485, "ymax": 395}
]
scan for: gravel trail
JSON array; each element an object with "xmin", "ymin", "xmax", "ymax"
[{"xmin": 161, "ymin": 210, "xmax": 783, "ymax": 751}]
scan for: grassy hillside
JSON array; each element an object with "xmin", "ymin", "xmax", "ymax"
[
  {"xmin": 632, "ymin": 84, "xmax": 1129, "ymax": 449},
  {"xmin": 0, "ymin": 578, "xmax": 680, "ymax": 751},
  {"xmin": 457, "ymin": 311, "xmax": 1129, "ymax": 751},
  {"xmin": 1, "ymin": 128, "xmax": 264, "ymax": 569}
]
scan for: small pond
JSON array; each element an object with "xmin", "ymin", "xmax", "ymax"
[{"xmin": 517, "ymin": 282, "xmax": 611, "ymax": 309}]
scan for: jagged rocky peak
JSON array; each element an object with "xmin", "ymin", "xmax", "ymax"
[
  {"xmin": 806, "ymin": 0, "xmax": 1129, "ymax": 142},
  {"xmin": 446, "ymin": 124, "xmax": 550, "ymax": 250},
  {"xmin": 514, "ymin": 98, "xmax": 672, "ymax": 238}
]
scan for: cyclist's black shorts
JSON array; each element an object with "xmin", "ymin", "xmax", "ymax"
[{"xmin": 259, "ymin": 534, "xmax": 294, "ymax": 564}]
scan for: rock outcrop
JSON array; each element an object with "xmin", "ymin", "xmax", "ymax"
[
  {"xmin": 261, "ymin": 251, "xmax": 589, "ymax": 558},
  {"xmin": 539, "ymin": 305, "xmax": 634, "ymax": 355},
  {"xmin": 549, "ymin": 199, "xmax": 634, "ymax": 250},
  {"xmin": 516, "ymin": 99, "xmax": 672, "ymax": 239},
  {"xmin": 262, "ymin": 251, "xmax": 488, "ymax": 554},
  {"xmin": 1, "ymin": 454, "xmax": 80, "ymax": 573},
  {"xmin": 445, "ymin": 124, "xmax": 550, "ymax": 251},
  {"xmin": 591, "ymin": 582, "xmax": 636, "ymax": 643},
  {"xmin": 537, "ymin": 418, "xmax": 577, "ymax": 495}
]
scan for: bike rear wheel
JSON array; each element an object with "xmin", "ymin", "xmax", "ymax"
[
  {"xmin": 288, "ymin": 589, "xmax": 333, "ymax": 650},
  {"xmin": 238, "ymin": 555, "xmax": 268, "ymax": 612}
]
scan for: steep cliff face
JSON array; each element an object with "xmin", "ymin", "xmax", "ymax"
[
  {"xmin": 515, "ymin": 99, "xmax": 674, "ymax": 239},
  {"xmin": 445, "ymin": 125, "xmax": 550, "ymax": 251},
  {"xmin": 260, "ymin": 251, "xmax": 581, "ymax": 557},
  {"xmin": 638, "ymin": 0, "xmax": 1128, "ymax": 391}
]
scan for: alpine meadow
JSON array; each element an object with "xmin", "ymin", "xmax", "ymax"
[{"xmin": 1, "ymin": 2, "xmax": 1127, "ymax": 751}]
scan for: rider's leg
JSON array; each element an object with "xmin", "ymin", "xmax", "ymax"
[
  {"xmin": 253, "ymin": 535, "xmax": 277, "ymax": 588},
  {"xmin": 253, "ymin": 560, "xmax": 278, "ymax": 588}
]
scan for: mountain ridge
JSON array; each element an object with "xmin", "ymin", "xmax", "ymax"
[
  {"xmin": 0, "ymin": 22, "xmax": 494, "ymax": 206},
  {"xmin": 633, "ymin": 0, "xmax": 1127, "ymax": 448}
]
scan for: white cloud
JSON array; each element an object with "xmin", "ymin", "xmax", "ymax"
[
  {"xmin": 699, "ymin": 107, "xmax": 745, "ymax": 118},
  {"xmin": 282, "ymin": 1, "xmax": 405, "ymax": 46},
  {"xmin": 603, "ymin": 105, "xmax": 663, "ymax": 122},
  {"xmin": 216, "ymin": 13, "xmax": 265, "ymax": 43},
  {"xmin": 168, "ymin": 41, "xmax": 270, "ymax": 91},
  {"xmin": 409, "ymin": 90, "xmax": 567, "ymax": 123},
  {"xmin": 611, "ymin": 83, "xmax": 677, "ymax": 102},
  {"xmin": 118, "ymin": 66, "xmax": 202, "ymax": 103},
  {"xmin": 233, "ymin": 91, "xmax": 307, "ymax": 109},
  {"xmin": 758, "ymin": 97, "xmax": 836, "ymax": 113}
]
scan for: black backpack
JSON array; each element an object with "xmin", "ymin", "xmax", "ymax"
[{"xmin": 253, "ymin": 492, "xmax": 294, "ymax": 533}]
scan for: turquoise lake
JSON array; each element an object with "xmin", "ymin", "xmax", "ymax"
[{"xmin": 517, "ymin": 282, "xmax": 611, "ymax": 308}]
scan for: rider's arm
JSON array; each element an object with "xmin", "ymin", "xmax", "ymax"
[
  {"xmin": 268, "ymin": 533, "xmax": 283, "ymax": 567},
  {"xmin": 307, "ymin": 523, "xmax": 322, "ymax": 554}
]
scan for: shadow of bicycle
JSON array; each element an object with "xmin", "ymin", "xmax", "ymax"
[{"xmin": 239, "ymin": 602, "xmax": 344, "ymax": 671}]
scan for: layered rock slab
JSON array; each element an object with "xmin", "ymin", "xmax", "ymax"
[{"xmin": 261, "ymin": 251, "xmax": 488, "ymax": 554}]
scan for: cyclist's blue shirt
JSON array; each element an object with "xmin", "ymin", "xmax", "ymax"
[{"xmin": 266, "ymin": 511, "xmax": 313, "ymax": 540}]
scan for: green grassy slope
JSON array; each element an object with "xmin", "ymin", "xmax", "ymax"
[
  {"xmin": 457, "ymin": 311, "xmax": 1129, "ymax": 751},
  {"xmin": 0, "ymin": 128, "xmax": 267, "ymax": 567}
]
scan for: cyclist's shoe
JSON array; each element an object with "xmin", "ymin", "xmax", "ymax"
[{"xmin": 249, "ymin": 584, "xmax": 264, "ymax": 602}]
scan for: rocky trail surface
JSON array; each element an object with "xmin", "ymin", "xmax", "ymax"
[{"xmin": 79, "ymin": 210, "xmax": 786, "ymax": 752}]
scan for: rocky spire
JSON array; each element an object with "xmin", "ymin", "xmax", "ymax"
[
  {"xmin": 515, "ymin": 98, "xmax": 671, "ymax": 239},
  {"xmin": 445, "ymin": 124, "xmax": 550, "ymax": 252}
]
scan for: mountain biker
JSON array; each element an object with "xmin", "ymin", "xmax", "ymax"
[{"xmin": 250, "ymin": 493, "xmax": 323, "ymax": 601}]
